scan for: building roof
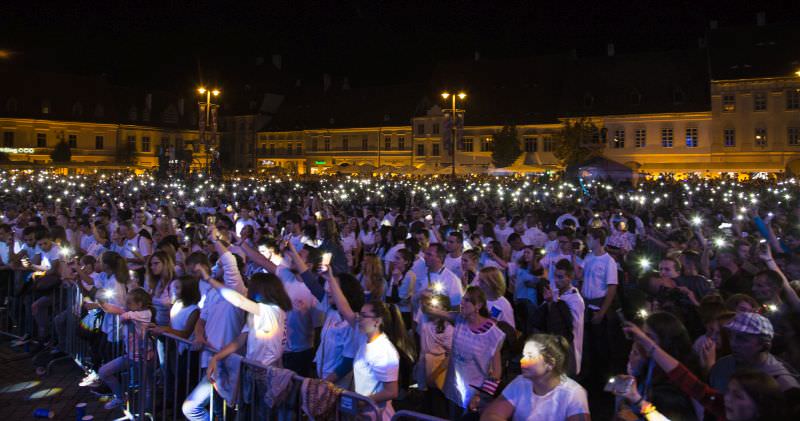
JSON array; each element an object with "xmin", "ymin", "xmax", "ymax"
[
  {"xmin": 0, "ymin": 67, "xmax": 197, "ymax": 129},
  {"xmin": 707, "ymin": 22, "xmax": 800, "ymax": 81},
  {"xmin": 558, "ymin": 49, "xmax": 710, "ymax": 117},
  {"xmin": 266, "ymin": 83, "xmax": 429, "ymax": 131}
]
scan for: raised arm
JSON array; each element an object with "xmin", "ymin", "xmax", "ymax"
[
  {"xmin": 208, "ymin": 277, "xmax": 260, "ymax": 315},
  {"xmin": 324, "ymin": 271, "xmax": 356, "ymax": 325}
]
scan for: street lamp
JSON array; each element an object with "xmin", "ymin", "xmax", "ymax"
[
  {"xmin": 197, "ymin": 87, "xmax": 220, "ymax": 175},
  {"xmin": 441, "ymin": 91, "xmax": 466, "ymax": 177}
]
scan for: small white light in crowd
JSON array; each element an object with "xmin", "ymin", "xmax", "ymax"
[{"xmin": 638, "ymin": 258, "xmax": 651, "ymax": 270}]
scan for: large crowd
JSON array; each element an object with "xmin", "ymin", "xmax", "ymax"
[{"xmin": 1, "ymin": 169, "xmax": 799, "ymax": 421}]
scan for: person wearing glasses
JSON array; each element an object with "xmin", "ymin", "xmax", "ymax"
[{"xmin": 325, "ymin": 271, "xmax": 415, "ymax": 421}]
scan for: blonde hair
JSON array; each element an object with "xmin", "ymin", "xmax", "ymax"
[
  {"xmin": 361, "ymin": 253, "xmax": 385, "ymax": 298},
  {"xmin": 145, "ymin": 250, "xmax": 176, "ymax": 297},
  {"xmin": 478, "ymin": 266, "xmax": 506, "ymax": 297}
]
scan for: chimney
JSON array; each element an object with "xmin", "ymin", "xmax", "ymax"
[
  {"xmin": 756, "ymin": 11, "xmax": 766, "ymax": 27},
  {"xmin": 607, "ymin": 43, "xmax": 615, "ymax": 57},
  {"xmin": 323, "ymin": 73, "xmax": 331, "ymax": 92},
  {"xmin": 178, "ymin": 98, "xmax": 185, "ymax": 116},
  {"xmin": 474, "ymin": 51, "xmax": 480, "ymax": 62},
  {"xmin": 709, "ymin": 20, "xmax": 718, "ymax": 29},
  {"xmin": 272, "ymin": 54, "xmax": 282, "ymax": 70},
  {"xmin": 342, "ymin": 77, "xmax": 351, "ymax": 91}
]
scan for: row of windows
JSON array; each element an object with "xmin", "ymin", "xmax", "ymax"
[
  {"xmin": 416, "ymin": 123, "xmax": 441, "ymax": 135},
  {"xmin": 308, "ymin": 136, "xmax": 411, "ymax": 152},
  {"xmin": 0, "ymin": 132, "xmax": 188, "ymax": 152},
  {"xmin": 259, "ymin": 143, "xmax": 303, "ymax": 155},
  {"xmin": 522, "ymin": 137, "xmax": 556, "ymax": 152},
  {"xmin": 721, "ymin": 90, "xmax": 800, "ymax": 112}
]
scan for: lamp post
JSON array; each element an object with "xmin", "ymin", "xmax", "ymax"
[
  {"xmin": 197, "ymin": 87, "xmax": 220, "ymax": 175},
  {"xmin": 441, "ymin": 92, "xmax": 466, "ymax": 177}
]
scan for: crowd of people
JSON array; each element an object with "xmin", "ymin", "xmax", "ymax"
[{"xmin": 1, "ymin": 169, "xmax": 799, "ymax": 421}]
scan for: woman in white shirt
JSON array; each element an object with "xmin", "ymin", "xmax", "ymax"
[
  {"xmin": 424, "ymin": 286, "xmax": 505, "ymax": 418},
  {"xmin": 144, "ymin": 250, "xmax": 177, "ymax": 326},
  {"xmin": 206, "ymin": 272, "xmax": 292, "ymax": 377},
  {"xmin": 358, "ymin": 216, "xmax": 379, "ymax": 254},
  {"xmin": 477, "ymin": 267, "xmax": 515, "ymax": 329},
  {"xmin": 326, "ymin": 271, "xmax": 415, "ymax": 421},
  {"xmin": 480, "ymin": 334, "xmax": 590, "ymax": 421},
  {"xmin": 386, "ymin": 248, "xmax": 416, "ymax": 328}
]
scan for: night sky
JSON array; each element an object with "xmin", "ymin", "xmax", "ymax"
[{"xmin": 3, "ymin": 1, "xmax": 800, "ymax": 91}]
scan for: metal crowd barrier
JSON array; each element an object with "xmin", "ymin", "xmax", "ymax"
[
  {"xmin": 392, "ymin": 410, "xmax": 449, "ymax": 421},
  {"xmin": 1, "ymin": 279, "xmax": 384, "ymax": 421}
]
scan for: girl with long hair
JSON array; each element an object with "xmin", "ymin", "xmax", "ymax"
[
  {"xmin": 480, "ymin": 334, "xmax": 590, "ymax": 421},
  {"xmin": 206, "ymin": 272, "xmax": 293, "ymax": 374},
  {"xmin": 386, "ymin": 248, "xmax": 416, "ymax": 328},
  {"xmin": 326, "ymin": 271, "xmax": 415, "ymax": 421},
  {"xmin": 359, "ymin": 253, "xmax": 385, "ymax": 301},
  {"xmin": 144, "ymin": 250, "xmax": 177, "ymax": 326}
]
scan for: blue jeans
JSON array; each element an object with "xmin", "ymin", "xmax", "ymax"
[{"xmin": 182, "ymin": 368, "xmax": 224, "ymax": 421}]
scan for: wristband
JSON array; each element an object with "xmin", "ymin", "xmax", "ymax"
[{"xmin": 640, "ymin": 402, "xmax": 657, "ymax": 416}]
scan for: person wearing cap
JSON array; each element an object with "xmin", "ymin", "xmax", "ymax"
[{"xmin": 708, "ymin": 312, "xmax": 800, "ymax": 392}]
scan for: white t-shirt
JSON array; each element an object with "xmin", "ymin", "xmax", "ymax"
[
  {"xmin": 494, "ymin": 225, "xmax": 514, "ymax": 245},
  {"xmin": 523, "ymin": 228, "xmax": 548, "ymax": 248},
  {"xmin": 580, "ymin": 252, "xmax": 618, "ymax": 302},
  {"xmin": 487, "ymin": 296, "xmax": 515, "ymax": 328},
  {"xmin": 40, "ymin": 245, "xmax": 61, "ymax": 271},
  {"xmin": 416, "ymin": 266, "xmax": 464, "ymax": 307},
  {"xmin": 170, "ymin": 301, "xmax": 199, "ymax": 354},
  {"xmin": 444, "ymin": 254, "xmax": 463, "ymax": 279},
  {"xmin": 241, "ymin": 303, "xmax": 286, "ymax": 366},
  {"xmin": 559, "ymin": 287, "xmax": 586, "ymax": 375},
  {"xmin": 358, "ymin": 231, "xmax": 377, "ymax": 253},
  {"xmin": 353, "ymin": 332, "xmax": 400, "ymax": 419},
  {"xmin": 501, "ymin": 375, "xmax": 589, "ymax": 421}
]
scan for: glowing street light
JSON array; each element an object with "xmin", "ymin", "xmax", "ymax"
[{"xmin": 440, "ymin": 91, "xmax": 466, "ymax": 177}]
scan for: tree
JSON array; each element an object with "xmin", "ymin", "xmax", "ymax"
[
  {"xmin": 491, "ymin": 124, "xmax": 521, "ymax": 168},
  {"xmin": 552, "ymin": 118, "xmax": 602, "ymax": 167},
  {"xmin": 50, "ymin": 140, "xmax": 72, "ymax": 163}
]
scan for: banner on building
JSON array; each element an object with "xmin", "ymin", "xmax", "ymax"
[
  {"xmin": 442, "ymin": 110, "xmax": 465, "ymax": 154},
  {"xmin": 210, "ymin": 105, "xmax": 219, "ymax": 146}
]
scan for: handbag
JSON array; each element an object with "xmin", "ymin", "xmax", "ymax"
[{"xmin": 77, "ymin": 308, "xmax": 104, "ymax": 339}]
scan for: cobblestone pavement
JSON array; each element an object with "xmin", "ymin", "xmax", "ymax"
[{"xmin": 0, "ymin": 337, "xmax": 124, "ymax": 421}]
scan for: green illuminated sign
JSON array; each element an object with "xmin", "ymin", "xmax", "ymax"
[{"xmin": 314, "ymin": 161, "xmax": 326, "ymax": 165}]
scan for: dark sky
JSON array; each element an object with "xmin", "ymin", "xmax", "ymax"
[{"xmin": 3, "ymin": 0, "xmax": 800, "ymax": 91}]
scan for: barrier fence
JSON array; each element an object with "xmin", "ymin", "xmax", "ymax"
[{"xmin": 0, "ymin": 278, "xmax": 383, "ymax": 420}]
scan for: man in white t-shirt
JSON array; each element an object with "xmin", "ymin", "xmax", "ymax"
[
  {"xmin": 183, "ymin": 242, "xmax": 246, "ymax": 421},
  {"xmin": 494, "ymin": 216, "xmax": 514, "ymax": 246},
  {"xmin": 580, "ymin": 227, "xmax": 619, "ymax": 384},
  {"xmin": 443, "ymin": 231, "xmax": 464, "ymax": 278},
  {"xmin": 417, "ymin": 244, "xmax": 463, "ymax": 307},
  {"xmin": 539, "ymin": 230, "xmax": 583, "ymax": 289},
  {"xmin": 546, "ymin": 259, "xmax": 585, "ymax": 376}
]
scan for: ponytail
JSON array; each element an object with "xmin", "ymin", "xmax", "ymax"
[{"xmin": 369, "ymin": 299, "xmax": 416, "ymax": 364}]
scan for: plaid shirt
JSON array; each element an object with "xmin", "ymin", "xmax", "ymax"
[{"xmin": 667, "ymin": 363, "xmax": 726, "ymax": 421}]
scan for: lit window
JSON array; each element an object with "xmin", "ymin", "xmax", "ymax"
[
  {"xmin": 685, "ymin": 127, "xmax": 698, "ymax": 148},
  {"xmin": 754, "ymin": 127, "xmax": 767, "ymax": 147},
  {"xmin": 722, "ymin": 94, "xmax": 735, "ymax": 112},
  {"xmin": 613, "ymin": 129, "xmax": 625, "ymax": 149}
]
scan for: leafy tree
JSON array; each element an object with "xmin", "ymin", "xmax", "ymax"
[
  {"xmin": 552, "ymin": 118, "xmax": 602, "ymax": 167},
  {"xmin": 50, "ymin": 140, "xmax": 72, "ymax": 163},
  {"xmin": 491, "ymin": 124, "xmax": 521, "ymax": 168}
]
